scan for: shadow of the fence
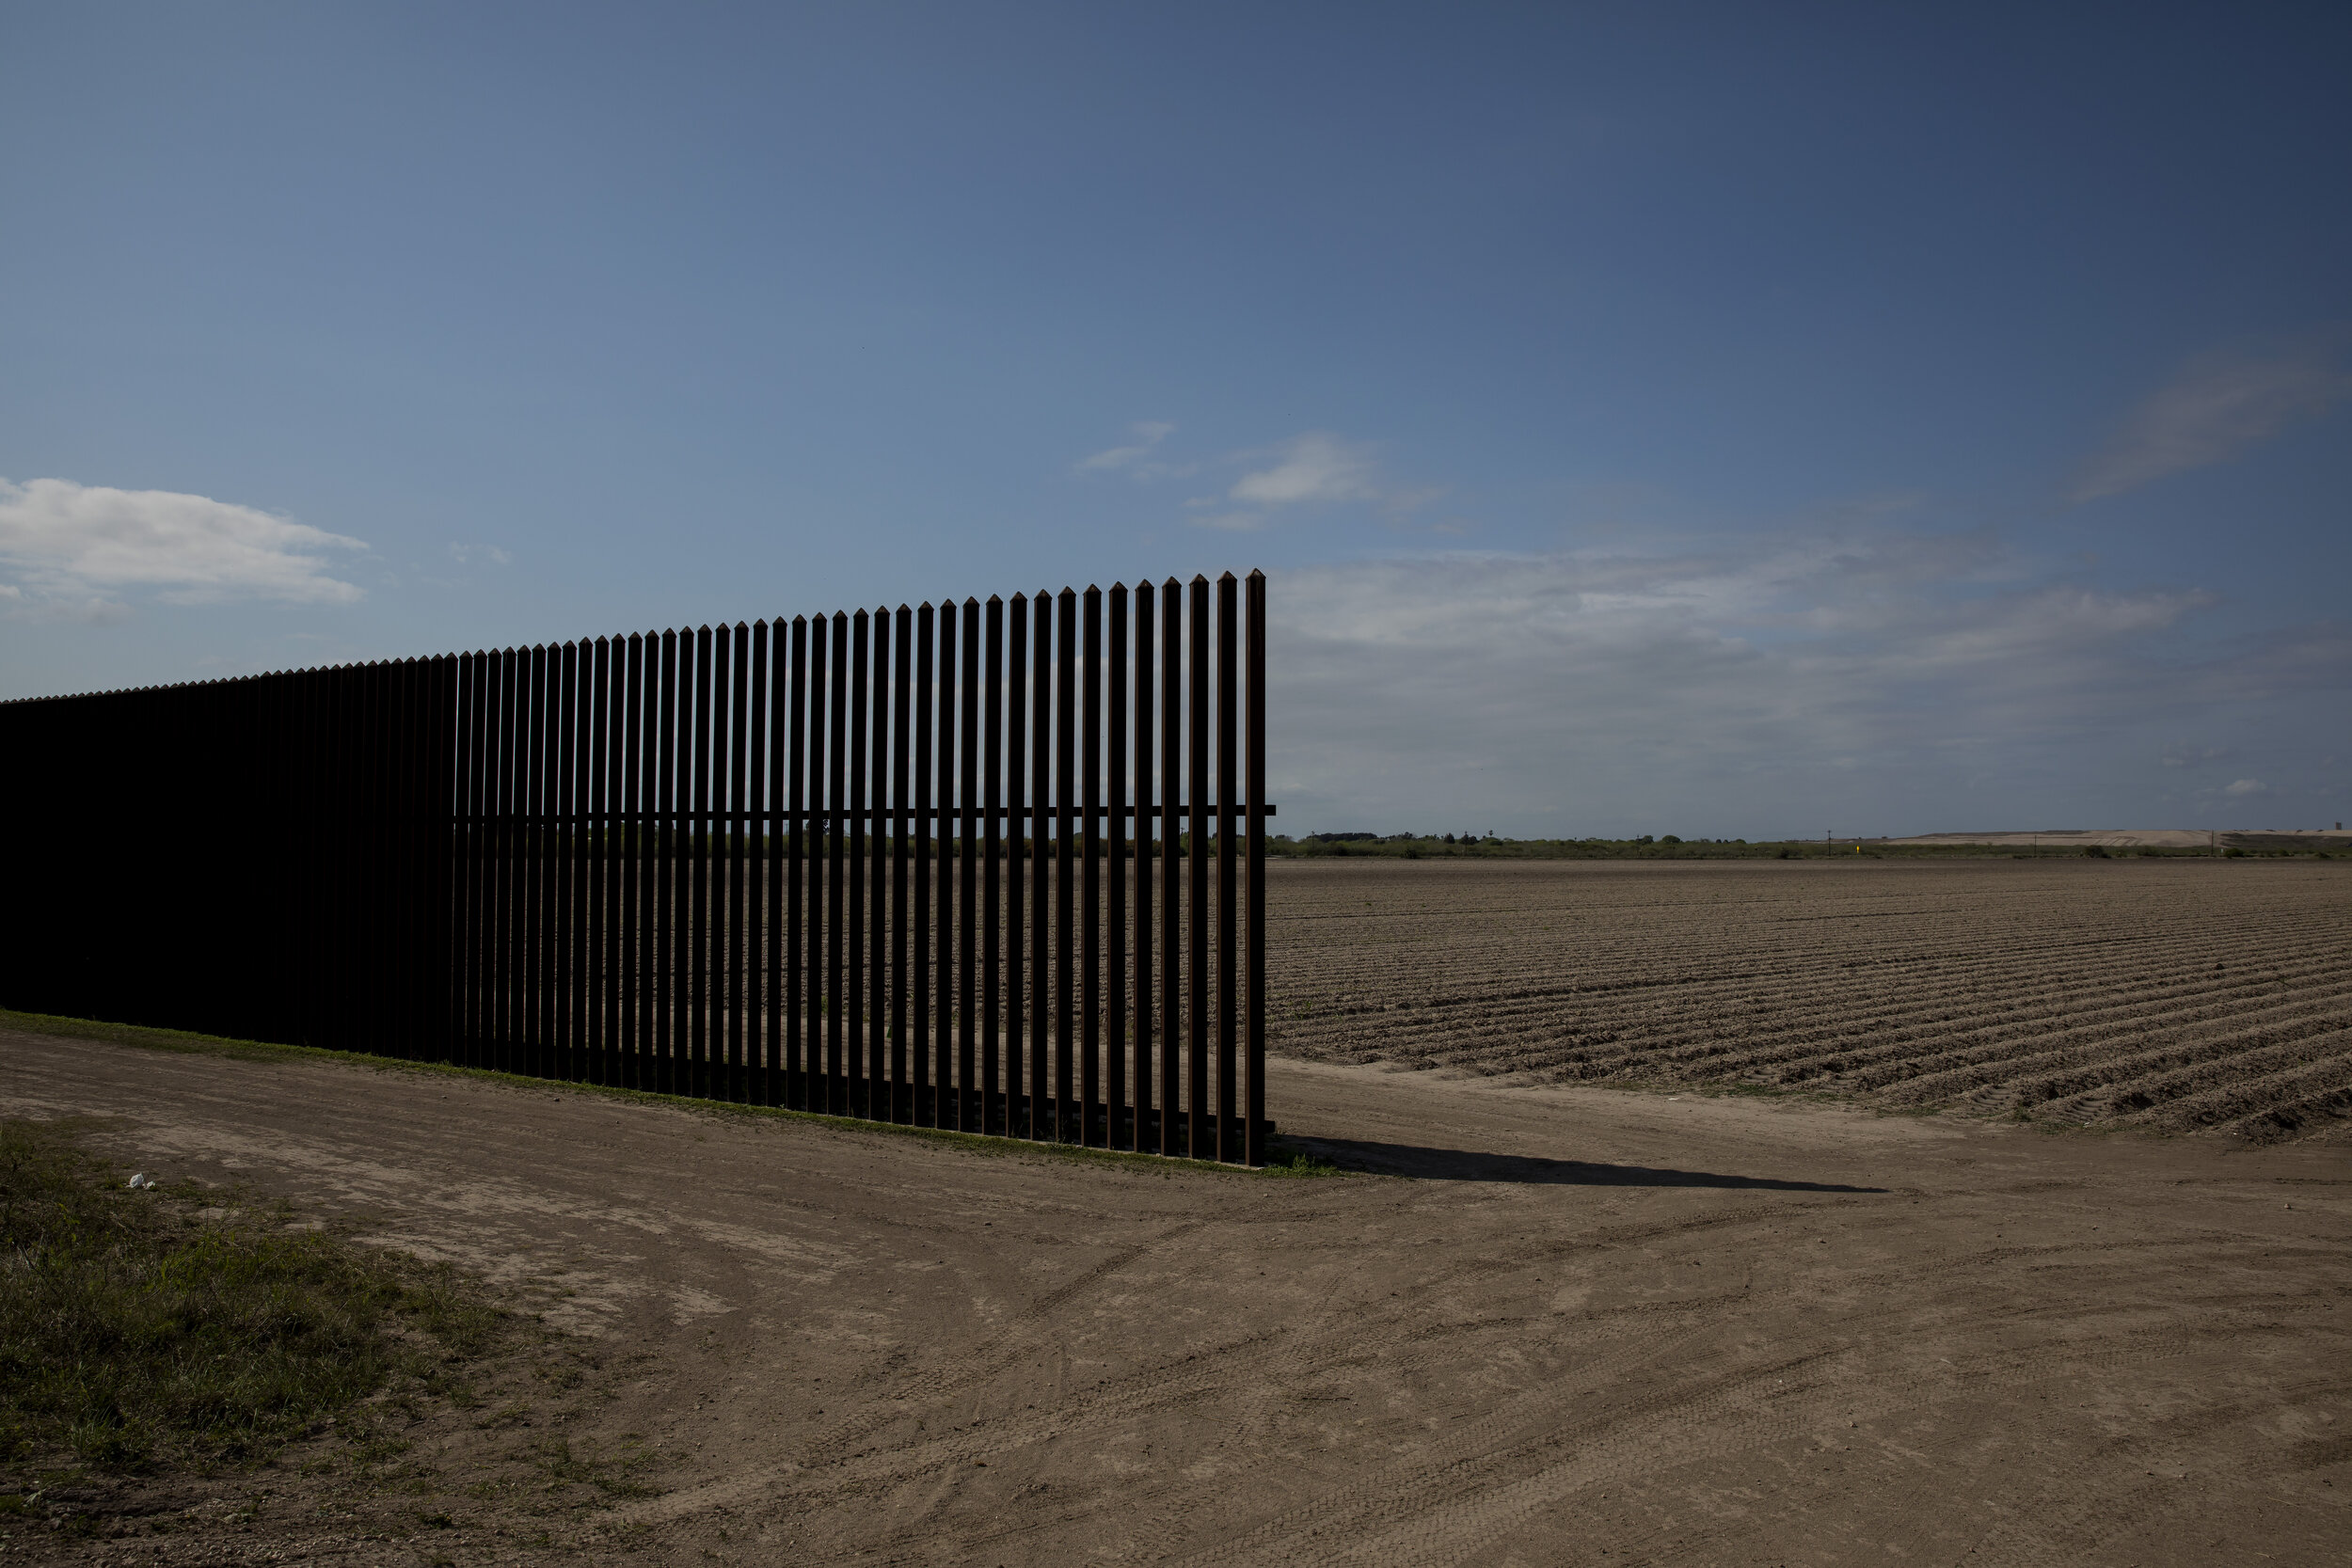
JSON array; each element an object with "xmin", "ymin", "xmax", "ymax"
[{"xmin": 1279, "ymin": 1135, "xmax": 1886, "ymax": 1192}]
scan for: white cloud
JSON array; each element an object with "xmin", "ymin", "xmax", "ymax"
[
  {"xmin": 1230, "ymin": 432, "xmax": 1379, "ymax": 506},
  {"xmin": 2223, "ymin": 777, "xmax": 2272, "ymax": 798},
  {"xmin": 1265, "ymin": 530, "xmax": 2346, "ymax": 838},
  {"xmin": 0, "ymin": 477, "xmax": 367, "ymax": 609},
  {"xmin": 1076, "ymin": 421, "xmax": 1179, "ymax": 473},
  {"xmin": 2072, "ymin": 335, "xmax": 2352, "ymax": 501},
  {"xmin": 448, "ymin": 543, "xmax": 512, "ymax": 566}
]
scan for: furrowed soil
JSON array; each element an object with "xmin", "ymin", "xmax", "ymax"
[
  {"xmin": 1269, "ymin": 857, "xmax": 2352, "ymax": 1143},
  {"xmin": 3, "ymin": 1010, "xmax": 2347, "ymax": 1566}
]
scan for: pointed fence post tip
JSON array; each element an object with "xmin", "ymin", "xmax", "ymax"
[{"xmin": 2, "ymin": 572, "xmax": 1276, "ymax": 1162}]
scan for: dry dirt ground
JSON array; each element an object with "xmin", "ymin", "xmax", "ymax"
[
  {"xmin": 1268, "ymin": 858, "xmax": 2352, "ymax": 1142},
  {"xmin": 3, "ymin": 1021, "xmax": 2348, "ymax": 1567}
]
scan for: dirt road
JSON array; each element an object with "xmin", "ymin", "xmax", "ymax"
[{"xmin": 4, "ymin": 1024, "xmax": 2346, "ymax": 1565}]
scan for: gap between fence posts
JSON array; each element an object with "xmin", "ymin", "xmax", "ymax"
[{"xmin": 0, "ymin": 574, "xmax": 1277, "ymax": 1164}]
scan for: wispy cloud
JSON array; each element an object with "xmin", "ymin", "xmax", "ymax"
[
  {"xmin": 1185, "ymin": 433, "xmax": 1390, "ymax": 532},
  {"xmin": 0, "ymin": 477, "xmax": 368, "ymax": 611},
  {"xmin": 1266, "ymin": 530, "xmax": 2344, "ymax": 837},
  {"xmin": 1230, "ymin": 433, "xmax": 1380, "ymax": 506},
  {"xmin": 448, "ymin": 543, "xmax": 512, "ymax": 566},
  {"xmin": 1076, "ymin": 421, "xmax": 1181, "ymax": 474},
  {"xmin": 2072, "ymin": 333, "xmax": 2352, "ymax": 501},
  {"xmin": 1083, "ymin": 425, "xmax": 1409, "ymax": 531},
  {"xmin": 2223, "ymin": 777, "xmax": 2271, "ymax": 798}
]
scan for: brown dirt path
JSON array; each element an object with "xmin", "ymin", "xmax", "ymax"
[{"xmin": 3, "ymin": 1026, "xmax": 2347, "ymax": 1566}]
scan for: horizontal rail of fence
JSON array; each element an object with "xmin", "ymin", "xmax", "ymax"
[{"xmin": 0, "ymin": 572, "xmax": 1271, "ymax": 1164}]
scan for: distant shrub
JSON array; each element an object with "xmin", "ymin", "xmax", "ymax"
[
  {"xmin": 2224, "ymin": 847, "xmax": 2245, "ymax": 858},
  {"xmin": 2082, "ymin": 845, "xmax": 2109, "ymax": 858},
  {"xmin": 1661, "ymin": 834, "xmax": 1682, "ymax": 845}
]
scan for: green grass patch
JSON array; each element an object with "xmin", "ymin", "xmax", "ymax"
[
  {"xmin": 0, "ymin": 1117, "xmax": 508, "ymax": 1479},
  {"xmin": 1259, "ymin": 1147, "xmax": 1347, "ymax": 1178},
  {"xmin": 0, "ymin": 1009, "xmax": 322, "ymax": 1069}
]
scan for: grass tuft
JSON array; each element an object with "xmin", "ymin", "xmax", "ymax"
[
  {"xmin": 1260, "ymin": 1147, "xmax": 1346, "ymax": 1178},
  {"xmin": 0, "ymin": 1118, "xmax": 506, "ymax": 1478}
]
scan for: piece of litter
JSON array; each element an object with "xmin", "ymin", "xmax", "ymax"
[{"xmin": 126, "ymin": 1173, "xmax": 156, "ymax": 1190}]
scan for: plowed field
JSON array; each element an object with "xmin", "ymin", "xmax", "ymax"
[{"xmin": 1267, "ymin": 858, "xmax": 2352, "ymax": 1142}]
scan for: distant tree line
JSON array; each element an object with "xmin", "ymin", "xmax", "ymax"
[{"xmin": 1266, "ymin": 834, "xmax": 2317, "ymax": 861}]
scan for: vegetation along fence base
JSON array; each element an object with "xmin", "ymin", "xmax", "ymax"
[{"xmin": 1, "ymin": 573, "xmax": 1275, "ymax": 1164}]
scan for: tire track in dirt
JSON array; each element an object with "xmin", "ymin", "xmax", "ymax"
[
  {"xmin": 748, "ymin": 1195, "xmax": 1855, "ymax": 1559},
  {"xmin": 760, "ymin": 1209, "xmax": 2301, "ymax": 1564},
  {"xmin": 1166, "ymin": 1288, "xmax": 2328, "ymax": 1567},
  {"xmin": 11, "ymin": 1022, "xmax": 2346, "ymax": 1568}
]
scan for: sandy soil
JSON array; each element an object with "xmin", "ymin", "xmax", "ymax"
[
  {"xmin": 1269, "ymin": 858, "xmax": 2352, "ymax": 1141},
  {"xmin": 2, "ymin": 1023, "xmax": 2347, "ymax": 1566}
]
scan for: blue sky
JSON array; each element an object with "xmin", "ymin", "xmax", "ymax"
[{"xmin": 4, "ymin": 3, "xmax": 2346, "ymax": 837}]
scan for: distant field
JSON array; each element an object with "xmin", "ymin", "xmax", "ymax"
[
  {"xmin": 1266, "ymin": 858, "xmax": 2352, "ymax": 1142},
  {"xmin": 1265, "ymin": 829, "xmax": 2349, "ymax": 859}
]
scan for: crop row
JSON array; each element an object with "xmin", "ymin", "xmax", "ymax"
[{"xmin": 1263, "ymin": 860, "xmax": 2352, "ymax": 1142}]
